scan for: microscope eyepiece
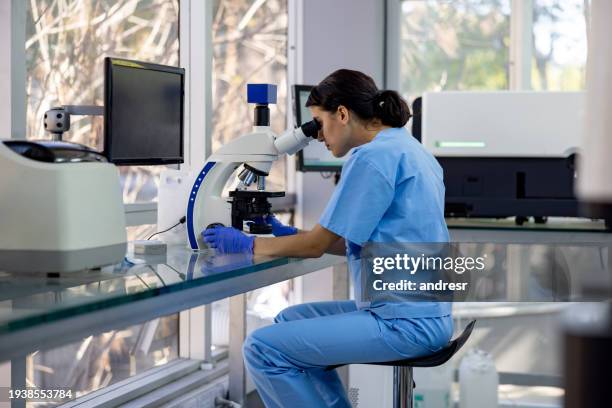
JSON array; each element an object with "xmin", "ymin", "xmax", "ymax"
[
  {"xmin": 300, "ymin": 119, "xmax": 321, "ymax": 139},
  {"xmin": 274, "ymin": 119, "xmax": 320, "ymax": 155}
]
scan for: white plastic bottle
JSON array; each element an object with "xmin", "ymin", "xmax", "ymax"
[
  {"xmin": 413, "ymin": 364, "xmax": 453, "ymax": 408},
  {"xmin": 459, "ymin": 349, "xmax": 499, "ymax": 408}
]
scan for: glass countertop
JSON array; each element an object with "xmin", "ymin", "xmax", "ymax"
[{"xmin": 0, "ymin": 245, "xmax": 343, "ymax": 336}]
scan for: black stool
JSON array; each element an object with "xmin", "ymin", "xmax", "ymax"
[{"xmin": 327, "ymin": 320, "xmax": 476, "ymax": 408}]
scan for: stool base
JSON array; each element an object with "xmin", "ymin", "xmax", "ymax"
[{"xmin": 393, "ymin": 366, "xmax": 414, "ymax": 408}]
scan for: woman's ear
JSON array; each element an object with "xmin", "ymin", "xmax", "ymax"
[{"xmin": 337, "ymin": 105, "xmax": 350, "ymax": 124}]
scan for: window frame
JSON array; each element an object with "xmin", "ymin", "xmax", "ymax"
[
  {"xmin": 2, "ymin": 0, "xmax": 26, "ymax": 141},
  {"xmin": 178, "ymin": 0, "xmax": 214, "ymax": 363}
]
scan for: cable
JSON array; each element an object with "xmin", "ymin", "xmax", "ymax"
[
  {"xmin": 333, "ymin": 172, "xmax": 341, "ymax": 185},
  {"xmin": 136, "ymin": 274, "xmax": 152, "ymax": 289},
  {"xmin": 163, "ymin": 263, "xmax": 186, "ymax": 280},
  {"xmin": 147, "ymin": 216, "xmax": 186, "ymax": 240},
  {"xmin": 147, "ymin": 265, "xmax": 167, "ymax": 286}
]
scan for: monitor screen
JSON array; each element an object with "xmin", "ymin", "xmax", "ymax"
[
  {"xmin": 294, "ymin": 85, "xmax": 348, "ymax": 172},
  {"xmin": 104, "ymin": 57, "xmax": 184, "ymax": 165}
]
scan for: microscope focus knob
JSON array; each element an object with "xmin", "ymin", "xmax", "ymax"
[{"xmin": 206, "ymin": 223, "xmax": 225, "ymax": 230}]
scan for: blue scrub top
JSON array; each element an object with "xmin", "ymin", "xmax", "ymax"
[{"xmin": 319, "ymin": 127, "xmax": 452, "ymax": 319}]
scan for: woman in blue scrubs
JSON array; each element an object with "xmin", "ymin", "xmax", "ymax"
[{"xmin": 203, "ymin": 69, "xmax": 452, "ymax": 408}]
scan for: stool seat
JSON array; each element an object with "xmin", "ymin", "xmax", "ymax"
[{"xmin": 326, "ymin": 320, "xmax": 476, "ymax": 370}]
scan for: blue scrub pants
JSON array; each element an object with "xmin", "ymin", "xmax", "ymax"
[{"xmin": 243, "ymin": 301, "xmax": 453, "ymax": 408}]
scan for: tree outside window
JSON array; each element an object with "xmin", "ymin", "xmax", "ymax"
[
  {"xmin": 401, "ymin": 0, "xmax": 511, "ymax": 101},
  {"xmin": 25, "ymin": 0, "xmax": 180, "ymax": 203},
  {"xmin": 399, "ymin": 0, "xmax": 589, "ymax": 99},
  {"xmin": 212, "ymin": 0, "xmax": 288, "ymax": 192},
  {"xmin": 531, "ymin": 0, "xmax": 589, "ymax": 91}
]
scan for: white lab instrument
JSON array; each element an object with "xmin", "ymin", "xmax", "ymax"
[
  {"xmin": 459, "ymin": 349, "xmax": 498, "ymax": 408},
  {"xmin": 133, "ymin": 240, "xmax": 167, "ymax": 256},
  {"xmin": 422, "ymin": 91, "xmax": 584, "ymax": 158},
  {"xmin": 186, "ymin": 84, "xmax": 319, "ymax": 250},
  {"xmin": 420, "ymin": 91, "xmax": 586, "ymax": 223},
  {"xmin": 0, "ymin": 140, "xmax": 126, "ymax": 273}
]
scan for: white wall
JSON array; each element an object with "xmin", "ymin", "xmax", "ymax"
[
  {"xmin": 297, "ymin": 0, "xmax": 385, "ymax": 301},
  {"xmin": 301, "ymin": 0, "xmax": 385, "ymax": 86},
  {"xmin": 298, "ymin": 0, "xmax": 386, "ymax": 230}
]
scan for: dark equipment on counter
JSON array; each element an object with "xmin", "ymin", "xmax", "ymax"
[{"xmin": 229, "ymin": 190, "xmax": 285, "ymax": 234}]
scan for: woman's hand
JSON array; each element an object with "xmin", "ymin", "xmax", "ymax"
[
  {"xmin": 201, "ymin": 226, "xmax": 255, "ymax": 254},
  {"xmin": 265, "ymin": 214, "xmax": 298, "ymax": 236}
]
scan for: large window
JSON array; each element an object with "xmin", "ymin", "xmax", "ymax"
[
  {"xmin": 25, "ymin": 0, "xmax": 180, "ymax": 203},
  {"xmin": 22, "ymin": 1, "xmax": 181, "ymax": 402},
  {"xmin": 401, "ymin": 0, "xmax": 511, "ymax": 100},
  {"xmin": 531, "ymin": 0, "xmax": 589, "ymax": 91},
  {"xmin": 28, "ymin": 317, "xmax": 178, "ymax": 402},
  {"xmin": 211, "ymin": 0, "xmax": 288, "ymax": 191},
  {"xmin": 400, "ymin": 0, "xmax": 589, "ymax": 100}
]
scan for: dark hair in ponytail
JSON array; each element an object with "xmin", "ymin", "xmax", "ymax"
[{"xmin": 306, "ymin": 69, "xmax": 411, "ymax": 128}]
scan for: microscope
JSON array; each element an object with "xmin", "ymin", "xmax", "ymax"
[{"xmin": 186, "ymin": 84, "xmax": 320, "ymax": 251}]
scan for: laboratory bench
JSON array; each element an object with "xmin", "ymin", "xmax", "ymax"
[
  {"xmin": 448, "ymin": 217, "xmax": 612, "ymax": 399},
  {"xmin": 0, "ymin": 245, "xmax": 346, "ymax": 406},
  {"xmin": 2, "ymin": 217, "xmax": 606, "ymax": 356},
  {"xmin": 446, "ymin": 217, "xmax": 612, "ymax": 300},
  {"xmin": 1, "ymin": 219, "xmax": 611, "ymax": 406}
]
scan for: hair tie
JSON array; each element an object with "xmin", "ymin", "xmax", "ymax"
[{"xmin": 375, "ymin": 91, "xmax": 385, "ymax": 107}]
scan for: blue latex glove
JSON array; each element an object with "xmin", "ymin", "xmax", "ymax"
[
  {"xmin": 265, "ymin": 214, "xmax": 298, "ymax": 237},
  {"xmin": 201, "ymin": 226, "xmax": 255, "ymax": 254}
]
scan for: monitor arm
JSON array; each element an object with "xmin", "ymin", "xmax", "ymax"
[{"xmin": 44, "ymin": 105, "xmax": 104, "ymax": 140}]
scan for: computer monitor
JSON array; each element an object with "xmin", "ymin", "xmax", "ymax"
[
  {"xmin": 294, "ymin": 85, "xmax": 347, "ymax": 172},
  {"xmin": 104, "ymin": 57, "xmax": 185, "ymax": 165}
]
